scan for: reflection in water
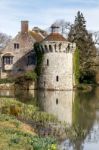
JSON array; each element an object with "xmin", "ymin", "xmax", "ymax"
[
  {"xmin": 0, "ymin": 90, "xmax": 14, "ymax": 97},
  {"xmin": 0, "ymin": 87, "xmax": 99, "ymax": 150},
  {"xmin": 38, "ymin": 90, "xmax": 74, "ymax": 125},
  {"xmin": 0, "ymin": 89, "xmax": 37, "ymax": 106},
  {"xmin": 60, "ymin": 89, "xmax": 98, "ymax": 150}
]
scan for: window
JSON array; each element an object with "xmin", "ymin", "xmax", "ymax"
[
  {"xmin": 3, "ymin": 56, "xmax": 13, "ymax": 64},
  {"xmin": 47, "ymin": 59, "xmax": 49, "ymax": 66},
  {"xmin": 56, "ymin": 76, "xmax": 59, "ymax": 82},
  {"xmin": 14, "ymin": 43, "xmax": 19, "ymax": 49},
  {"xmin": 27, "ymin": 54, "xmax": 36, "ymax": 65},
  {"xmin": 56, "ymin": 98, "xmax": 58, "ymax": 104},
  {"xmin": 49, "ymin": 45, "xmax": 53, "ymax": 52}
]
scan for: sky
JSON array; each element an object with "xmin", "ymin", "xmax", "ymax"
[{"xmin": 0, "ymin": 0, "xmax": 99, "ymax": 37}]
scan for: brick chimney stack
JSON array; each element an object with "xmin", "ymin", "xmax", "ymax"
[{"xmin": 21, "ymin": 21, "xmax": 28, "ymax": 34}]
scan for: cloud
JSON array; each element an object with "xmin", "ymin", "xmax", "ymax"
[{"xmin": 0, "ymin": 0, "xmax": 99, "ymax": 36}]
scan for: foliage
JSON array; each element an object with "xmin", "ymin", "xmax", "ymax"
[
  {"xmin": 50, "ymin": 19, "xmax": 72, "ymax": 37},
  {"xmin": 15, "ymin": 71, "xmax": 37, "ymax": 84},
  {"xmin": 0, "ymin": 78, "xmax": 14, "ymax": 84},
  {"xmin": 24, "ymin": 71, "xmax": 37, "ymax": 81},
  {"xmin": 0, "ymin": 114, "xmax": 57, "ymax": 150},
  {"xmin": 73, "ymin": 48, "xmax": 80, "ymax": 84},
  {"xmin": 0, "ymin": 98, "xmax": 58, "ymax": 123},
  {"xmin": 0, "ymin": 71, "xmax": 37, "ymax": 85},
  {"xmin": 34, "ymin": 42, "xmax": 44, "ymax": 76},
  {"xmin": 0, "ymin": 32, "xmax": 11, "ymax": 49},
  {"xmin": 68, "ymin": 11, "xmax": 96, "ymax": 83},
  {"xmin": 79, "ymin": 70, "xmax": 96, "ymax": 84}
]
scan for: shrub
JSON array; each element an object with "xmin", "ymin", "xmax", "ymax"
[
  {"xmin": 79, "ymin": 70, "xmax": 96, "ymax": 84},
  {"xmin": 15, "ymin": 71, "xmax": 37, "ymax": 84},
  {"xmin": 24, "ymin": 71, "xmax": 37, "ymax": 81},
  {"xmin": 0, "ymin": 78, "xmax": 14, "ymax": 84}
]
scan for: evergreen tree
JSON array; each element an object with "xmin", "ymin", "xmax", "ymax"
[{"xmin": 68, "ymin": 11, "xmax": 96, "ymax": 83}]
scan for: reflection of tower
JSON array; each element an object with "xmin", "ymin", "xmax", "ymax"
[
  {"xmin": 0, "ymin": 89, "xmax": 14, "ymax": 97},
  {"xmin": 39, "ymin": 25, "xmax": 76, "ymax": 90},
  {"xmin": 38, "ymin": 90, "xmax": 74, "ymax": 125}
]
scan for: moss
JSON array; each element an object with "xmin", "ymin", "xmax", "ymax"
[
  {"xmin": 73, "ymin": 48, "xmax": 80, "ymax": 85},
  {"xmin": 34, "ymin": 42, "xmax": 44, "ymax": 76}
]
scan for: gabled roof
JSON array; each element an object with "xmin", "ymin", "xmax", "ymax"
[
  {"xmin": 29, "ymin": 31, "xmax": 44, "ymax": 42},
  {"xmin": 32, "ymin": 27, "xmax": 48, "ymax": 37},
  {"xmin": 44, "ymin": 33, "xmax": 66, "ymax": 42}
]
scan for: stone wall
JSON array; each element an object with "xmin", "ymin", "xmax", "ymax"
[
  {"xmin": 39, "ymin": 52, "xmax": 74, "ymax": 90},
  {"xmin": 0, "ymin": 81, "xmax": 36, "ymax": 90},
  {"xmin": 0, "ymin": 32, "xmax": 36, "ymax": 78},
  {"xmin": 0, "ymin": 83, "xmax": 14, "ymax": 90}
]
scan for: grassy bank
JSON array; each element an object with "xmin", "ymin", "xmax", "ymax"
[
  {"xmin": 0, "ymin": 97, "xmax": 58, "ymax": 150},
  {"xmin": 0, "ymin": 114, "xmax": 57, "ymax": 150},
  {"xmin": 0, "ymin": 97, "xmax": 58, "ymax": 123}
]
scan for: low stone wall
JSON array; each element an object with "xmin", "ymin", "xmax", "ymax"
[
  {"xmin": 0, "ymin": 81, "xmax": 37, "ymax": 90},
  {"xmin": 15, "ymin": 81, "xmax": 37, "ymax": 90},
  {"xmin": 0, "ymin": 83, "xmax": 14, "ymax": 90}
]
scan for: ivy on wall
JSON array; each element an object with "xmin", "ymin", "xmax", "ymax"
[
  {"xmin": 73, "ymin": 48, "xmax": 80, "ymax": 85},
  {"xmin": 34, "ymin": 42, "xmax": 44, "ymax": 76}
]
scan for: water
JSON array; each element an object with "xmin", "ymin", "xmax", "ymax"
[{"xmin": 0, "ymin": 87, "xmax": 99, "ymax": 150}]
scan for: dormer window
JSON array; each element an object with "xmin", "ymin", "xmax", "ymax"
[{"xmin": 14, "ymin": 43, "xmax": 19, "ymax": 49}]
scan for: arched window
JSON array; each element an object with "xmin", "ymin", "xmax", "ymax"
[
  {"xmin": 56, "ymin": 76, "xmax": 59, "ymax": 82},
  {"xmin": 49, "ymin": 45, "xmax": 53, "ymax": 52},
  {"xmin": 47, "ymin": 59, "xmax": 49, "ymax": 66}
]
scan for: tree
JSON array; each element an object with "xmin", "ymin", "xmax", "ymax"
[
  {"xmin": 0, "ymin": 33, "xmax": 11, "ymax": 49},
  {"xmin": 68, "ymin": 11, "xmax": 96, "ymax": 83},
  {"xmin": 93, "ymin": 31, "xmax": 99, "ymax": 45},
  {"xmin": 49, "ymin": 19, "xmax": 72, "ymax": 38}
]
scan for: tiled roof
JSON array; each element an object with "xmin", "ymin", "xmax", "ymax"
[
  {"xmin": 32, "ymin": 27, "xmax": 48, "ymax": 37},
  {"xmin": 29, "ymin": 31, "xmax": 44, "ymax": 42},
  {"xmin": 44, "ymin": 33, "xmax": 66, "ymax": 41}
]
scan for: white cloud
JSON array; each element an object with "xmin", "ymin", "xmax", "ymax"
[{"xmin": 0, "ymin": 0, "xmax": 99, "ymax": 36}]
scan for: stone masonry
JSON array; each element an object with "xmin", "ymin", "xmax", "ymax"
[{"xmin": 39, "ymin": 25, "xmax": 76, "ymax": 90}]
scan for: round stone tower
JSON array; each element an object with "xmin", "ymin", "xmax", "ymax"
[{"xmin": 39, "ymin": 25, "xmax": 76, "ymax": 90}]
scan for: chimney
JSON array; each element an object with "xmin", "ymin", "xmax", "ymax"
[{"xmin": 21, "ymin": 21, "xmax": 28, "ymax": 34}]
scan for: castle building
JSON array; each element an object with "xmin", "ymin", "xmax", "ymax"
[
  {"xmin": 0, "ymin": 21, "xmax": 45, "ymax": 78},
  {"xmin": 39, "ymin": 25, "xmax": 76, "ymax": 90}
]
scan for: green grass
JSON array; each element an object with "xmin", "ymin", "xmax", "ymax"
[
  {"xmin": 0, "ymin": 114, "xmax": 57, "ymax": 150},
  {"xmin": 0, "ymin": 98, "xmax": 58, "ymax": 149},
  {"xmin": 0, "ymin": 97, "xmax": 58, "ymax": 123}
]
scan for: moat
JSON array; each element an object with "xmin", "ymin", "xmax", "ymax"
[{"xmin": 0, "ymin": 87, "xmax": 99, "ymax": 150}]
